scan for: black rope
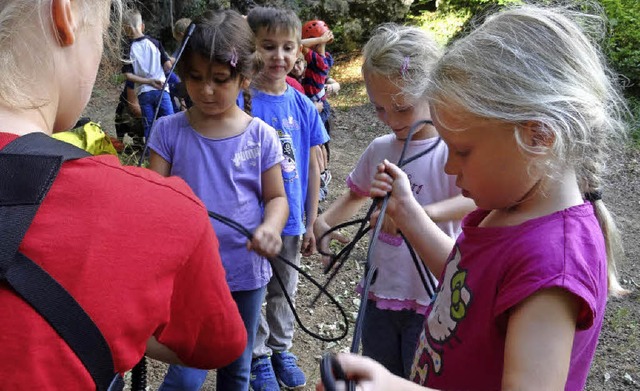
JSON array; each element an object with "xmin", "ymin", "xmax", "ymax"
[
  {"xmin": 319, "ymin": 119, "xmax": 441, "ymax": 391},
  {"xmin": 130, "ymin": 356, "xmax": 147, "ymax": 391},
  {"xmin": 208, "ymin": 210, "xmax": 349, "ymax": 342},
  {"xmin": 315, "ymin": 120, "xmax": 441, "ymax": 303}
]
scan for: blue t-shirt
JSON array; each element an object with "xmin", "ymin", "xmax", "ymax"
[{"xmin": 251, "ymin": 85, "xmax": 329, "ymax": 235}]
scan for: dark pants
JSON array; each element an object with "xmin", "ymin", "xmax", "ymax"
[{"xmin": 361, "ymin": 299, "xmax": 426, "ymax": 378}]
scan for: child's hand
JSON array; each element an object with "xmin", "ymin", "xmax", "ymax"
[
  {"xmin": 370, "ymin": 159, "xmax": 413, "ymax": 218},
  {"xmin": 149, "ymin": 79, "xmax": 164, "ymax": 90},
  {"xmin": 247, "ymin": 224, "xmax": 282, "ymax": 259},
  {"xmin": 314, "ymin": 217, "xmax": 350, "ymax": 266},
  {"xmin": 322, "ymin": 30, "xmax": 334, "ymax": 44},
  {"xmin": 315, "ymin": 353, "xmax": 404, "ymax": 391},
  {"xmin": 325, "ymin": 82, "xmax": 340, "ymax": 96},
  {"xmin": 301, "ymin": 227, "xmax": 316, "ymax": 257}
]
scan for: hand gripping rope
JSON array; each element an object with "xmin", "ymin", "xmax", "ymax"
[
  {"xmin": 207, "ymin": 210, "xmax": 350, "ymax": 343},
  {"xmin": 319, "ymin": 119, "xmax": 440, "ymax": 391}
]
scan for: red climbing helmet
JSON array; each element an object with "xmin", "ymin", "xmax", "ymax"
[{"xmin": 302, "ymin": 20, "xmax": 331, "ymax": 40}]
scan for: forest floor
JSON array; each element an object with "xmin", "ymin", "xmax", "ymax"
[{"xmin": 84, "ymin": 54, "xmax": 640, "ymax": 390}]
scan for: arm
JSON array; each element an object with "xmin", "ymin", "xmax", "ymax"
[
  {"xmin": 125, "ymin": 72, "xmax": 164, "ymax": 90},
  {"xmin": 163, "ymin": 60, "xmax": 173, "ymax": 73},
  {"xmin": 314, "ymin": 189, "xmax": 368, "ymax": 264},
  {"xmin": 248, "ymin": 164, "xmax": 289, "ymax": 258},
  {"xmin": 125, "ymin": 86, "xmax": 142, "ymax": 118},
  {"xmin": 424, "ymin": 194, "xmax": 476, "ymax": 223},
  {"xmin": 502, "ymin": 288, "xmax": 580, "ymax": 390},
  {"xmin": 370, "ymin": 160, "xmax": 454, "ymax": 278},
  {"xmin": 148, "ymin": 151, "xmax": 171, "ymax": 177},
  {"xmin": 301, "ymin": 145, "xmax": 321, "ymax": 256},
  {"xmin": 146, "ymin": 336, "xmax": 184, "ymax": 364},
  {"xmin": 301, "ymin": 31, "xmax": 334, "ymax": 48}
]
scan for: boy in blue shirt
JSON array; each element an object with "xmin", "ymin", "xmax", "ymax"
[{"xmin": 246, "ymin": 7, "xmax": 329, "ymax": 391}]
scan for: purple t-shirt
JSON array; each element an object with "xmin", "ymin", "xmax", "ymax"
[
  {"xmin": 148, "ymin": 112, "xmax": 284, "ymax": 291},
  {"xmin": 410, "ymin": 203, "xmax": 607, "ymax": 390}
]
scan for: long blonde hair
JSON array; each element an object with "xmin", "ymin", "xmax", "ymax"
[{"xmin": 427, "ymin": 3, "xmax": 629, "ymax": 296}]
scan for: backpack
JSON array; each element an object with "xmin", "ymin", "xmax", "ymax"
[{"xmin": 0, "ymin": 132, "xmax": 124, "ymax": 391}]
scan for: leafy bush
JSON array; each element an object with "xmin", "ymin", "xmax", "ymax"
[{"xmin": 600, "ymin": 0, "xmax": 640, "ymax": 94}]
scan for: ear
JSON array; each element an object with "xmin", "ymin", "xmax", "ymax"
[
  {"xmin": 51, "ymin": 0, "xmax": 77, "ymax": 46},
  {"xmin": 521, "ymin": 121, "xmax": 554, "ymax": 148}
]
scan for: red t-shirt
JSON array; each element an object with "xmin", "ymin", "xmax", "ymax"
[
  {"xmin": 0, "ymin": 132, "xmax": 246, "ymax": 389},
  {"xmin": 286, "ymin": 75, "xmax": 305, "ymax": 94}
]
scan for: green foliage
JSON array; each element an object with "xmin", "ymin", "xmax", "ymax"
[
  {"xmin": 294, "ymin": 0, "xmax": 414, "ymax": 52},
  {"xmin": 408, "ymin": 7, "xmax": 472, "ymax": 45},
  {"xmin": 434, "ymin": 0, "xmax": 519, "ymax": 14},
  {"xmin": 600, "ymin": 0, "xmax": 640, "ymax": 94}
]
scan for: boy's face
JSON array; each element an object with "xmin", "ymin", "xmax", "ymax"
[{"xmin": 254, "ymin": 27, "xmax": 299, "ymax": 83}]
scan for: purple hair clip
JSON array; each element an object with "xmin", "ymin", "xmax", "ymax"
[
  {"xmin": 230, "ymin": 48, "xmax": 238, "ymax": 68},
  {"xmin": 400, "ymin": 56, "xmax": 410, "ymax": 76}
]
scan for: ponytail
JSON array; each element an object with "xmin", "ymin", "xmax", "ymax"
[
  {"xmin": 242, "ymin": 88, "xmax": 252, "ymax": 116},
  {"xmin": 589, "ymin": 197, "xmax": 629, "ymax": 297}
]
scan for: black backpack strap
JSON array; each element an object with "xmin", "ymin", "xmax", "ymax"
[{"xmin": 0, "ymin": 133, "xmax": 123, "ymax": 391}]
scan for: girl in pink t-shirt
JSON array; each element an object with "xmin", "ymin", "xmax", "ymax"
[
  {"xmin": 314, "ymin": 24, "xmax": 475, "ymax": 379},
  {"xmin": 319, "ymin": 4, "xmax": 628, "ymax": 391}
]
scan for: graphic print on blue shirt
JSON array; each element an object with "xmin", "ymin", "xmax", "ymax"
[{"xmin": 278, "ymin": 130, "xmax": 298, "ymax": 183}]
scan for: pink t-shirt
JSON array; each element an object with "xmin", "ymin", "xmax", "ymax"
[
  {"xmin": 410, "ymin": 203, "xmax": 607, "ymax": 391},
  {"xmin": 348, "ymin": 134, "xmax": 461, "ymax": 311}
]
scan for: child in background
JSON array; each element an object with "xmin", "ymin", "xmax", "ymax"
[
  {"xmin": 148, "ymin": 9, "xmax": 289, "ymax": 391},
  {"xmin": 314, "ymin": 24, "xmax": 475, "ymax": 378},
  {"xmin": 167, "ymin": 17, "xmax": 193, "ymax": 112},
  {"xmin": 246, "ymin": 7, "xmax": 330, "ymax": 391},
  {"xmin": 301, "ymin": 19, "xmax": 336, "ymax": 200},
  {"xmin": 286, "ymin": 53, "xmax": 306, "ymax": 94},
  {"xmin": 122, "ymin": 9, "xmax": 174, "ymax": 140},
  {"xmin": 289, "ymin": 53, "xmax": 339, "ymax": 202},
  {"xmin": 0, "ymin": 0, "xmax": 246, "ymax": 388},
  {"xmin": 319, "ymin": 4, "xmax": 628, "ymax": 391}
]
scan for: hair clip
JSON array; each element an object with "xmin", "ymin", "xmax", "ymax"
[
  {"xmin": 584, "ymin": 190, "xmax": 602, "ymax": 202},
  {"xmin": 400, "ymin": 56, "xmax": 410, "ymax": 76},
  {"xmin": 230, "ymin": 48, "xmax": 238, "ymax": 68}
]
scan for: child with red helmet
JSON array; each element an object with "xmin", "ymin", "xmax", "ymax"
[{"xmin": 301, "ymin": 19, "xmax": 336, "ymax": 202}]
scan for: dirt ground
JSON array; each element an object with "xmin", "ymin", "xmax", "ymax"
[{"xmin": 84, "ymin": 56, "xmax": 639, "ymax": 390}]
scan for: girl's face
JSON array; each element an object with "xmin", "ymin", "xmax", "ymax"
[
  {"xmin": 433, "ymin": 102, "xmax": 541, "ymax": 211},
  {"xmin": 184, "ymin": 54, "xmax": 244, "ymax": 119},
  {"xmin": 364, "ymin": 71, "xmax": 434, "ymax": 141}
]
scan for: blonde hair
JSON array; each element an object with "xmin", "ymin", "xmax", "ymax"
[
  {"xmin": 123, "ymin": 9, "xmax": 142, "ymax": 30},
  {"xmin": 173, "ymin": 17, "xmax": 192, "ymax": 38},
  {"xmin": 428, "ymin": 3, "xmax": 629, "ymax": 296},
  {"xmin": 362, "ymin": 23, "xmax": 442, "ymax": 103},
  {"xmin": 0, "ymin": 0, "xmax": 123, "ymax": 109}
]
